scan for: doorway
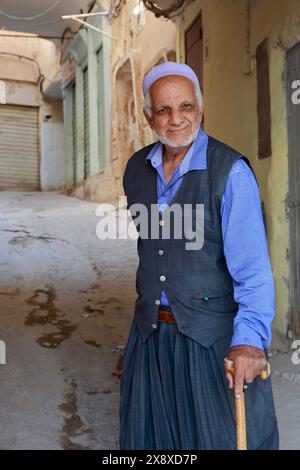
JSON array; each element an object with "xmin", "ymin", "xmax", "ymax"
[{"xmin": 286, "ymin": 42, "xmax": 300, "ymax": 337}]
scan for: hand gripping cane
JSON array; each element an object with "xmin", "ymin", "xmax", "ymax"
[{"xmin": 224, "ymin": 357, "xmax": 271, "ymax": 450}]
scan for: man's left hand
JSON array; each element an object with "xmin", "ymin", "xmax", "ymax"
[{"xmin": 225, "ymin": 345, "xmax": 267, "ymax": 397}]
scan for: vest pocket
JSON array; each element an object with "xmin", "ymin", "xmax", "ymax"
[{"xmin": 189, "ymin": 292, "xmax": 238, "ymax": 314}]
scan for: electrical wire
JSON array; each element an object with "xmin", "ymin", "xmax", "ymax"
[
  {"xmin": 0, "ymin": 18, "xmax": 64, "ymax": 30},
  {"xmin": 0, "ymin": 51, "xmax": 43, "ymax": 82},
  {"xmin": 0, "ymin": 33, "xmax": 74, "ymax": 39},
  {"xmin": 0, "ymin": 0, "xmax": 60, "ymax": 21}
]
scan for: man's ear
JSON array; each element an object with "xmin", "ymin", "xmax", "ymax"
[
  {"xmin": 143, "ymin": 109, "xmax": 153, "ymax": 128},
  {"xmin": 198, "ymin": 98, "xmax": 205, "ymax": 123},
  {"xmin": 200, "ymin": 97, "xmax": 205, "ymax": 116}
]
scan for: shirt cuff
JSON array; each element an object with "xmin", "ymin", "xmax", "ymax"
[{"xmin": 230, "ymin": 322, "xmax": 264, "ymax": 350}]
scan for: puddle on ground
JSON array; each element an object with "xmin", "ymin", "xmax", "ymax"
[
  {"xmin": 90, "ymin": 283, "xmax": 101, "ymax": 291},
  {"xmin": 9, "ymin": 234, "xmax": 56, "ymax": 247},
  {"xmin": 0, "ymin": 287, "xmax": 20, "ymax": 296},
  {"xmin": 84, "ymin": 305, "xmax": 104, "ymax": 316},
  {"xmin": 2, "ymin": 228, "xmax": 30, "ymax": 235},
  {"xmin": 98, "ymin": 297, "xmax": 120, "ymax": 305},
  {"xmin": 84, "ymin": 340, "xmax": 101, "ymax": 348},
  {"xmin": 58, "ymin": 380, "xmax": 93, "ymax": 450},
  {"xmin": 25, "ymin": 286, "xmax": 77, "ymax": 348},
  {"xmin": 91, "ymin": 263, "xmax": 102, "ymax": 278}
]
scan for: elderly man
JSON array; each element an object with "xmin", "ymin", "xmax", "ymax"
[{"xmin": 119, "ymin": 61, "xmax": 279, "ymax": 450}]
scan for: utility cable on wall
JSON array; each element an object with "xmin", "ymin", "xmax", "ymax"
[
  {"xmin": 0, "ymin": 52, "xmax": 45, "ymax": 91},
  {"xmin": 0, "ymin": 0, "xmax": 60, "ymax": 21}
]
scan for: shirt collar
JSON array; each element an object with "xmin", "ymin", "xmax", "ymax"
[{"xmin": 145, "ymin": 127, "xmax": 208, "ymax": 177}]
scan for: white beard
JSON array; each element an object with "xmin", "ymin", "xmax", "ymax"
[{"xmin": 154, "ymin": 125, "xmax": 200, "ymax": 149}]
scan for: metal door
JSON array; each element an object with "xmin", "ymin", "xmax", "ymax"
[
  {"xmin": 83, "ymin": 66, "xmax": 90, "ymax": 179},
  {"xmin": 0, "ymin": 104, "xmax": 39, "ymax": 190},
  {"xmin": 71, "ymin": 81, "xmax": 78, "ymax": 184},
  {"xmin": 287, "ymin": 42, "xmax": 300, "ymax": 336}
]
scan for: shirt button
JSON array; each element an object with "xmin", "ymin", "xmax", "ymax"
[
  {"xmin": 155, "ymin": 299, "xmax": 161, "ymax": 305},
  {"xmin": 160, "ymin": 275, "xmax": 166, "ymax": 282},
  {"xmin": 152, "ymin": 323, "xmax": 158, "ymax": 329},
  {"xmin": 159, "ymin": 220, "xmax": 165, "ymax": 226},
  {"xmin": 158, "ymin": 249, "xmax": 164, "ymax": 255}
]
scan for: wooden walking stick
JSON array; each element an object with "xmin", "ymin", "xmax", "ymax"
[{"xmin": 224, "ymin": 357, "xmax": 271, "ymax": 450}]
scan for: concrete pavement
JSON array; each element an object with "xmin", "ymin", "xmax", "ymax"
[{"xmin": 0, "ymin": 191, "xmax": 136, "ymax": 449}]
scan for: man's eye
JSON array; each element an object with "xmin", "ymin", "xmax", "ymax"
[
  {"xmin": 158, "ymin": 108, "xmax": 168, "ymax": 114},
  {"xmin": 182, "ymin": 103, "xmax": 192, "ymax": 109}
]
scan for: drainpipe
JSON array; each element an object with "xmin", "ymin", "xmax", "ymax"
[
  {"xmin": 174, "ymin": 13, "xmax": 184, "ymax": 63},
  {"xmin": 128, "ymin": 52, "xmax": 143, "ymax": 148}
]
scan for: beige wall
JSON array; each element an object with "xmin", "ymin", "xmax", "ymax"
[
  {"xmin": 70, "ymin": 0, "xmax": 176, "ymax": 202},
  {"xmin": 110, "ymin": 4, "xmax": 176, "ymax": 197},
  {"xmin": 0, "ymin": 31, "xmax": 60, "ymax": 84},
  {"xmin": 0, "ymin": 31, "xmax": 66, "ymax": 190},
  {"xmin": 178, "ymin": 0, "xmax": 300, "ymax": 337}
]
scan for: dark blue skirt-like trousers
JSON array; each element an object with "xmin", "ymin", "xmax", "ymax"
[{"xmin": 119, "ymin": 319, "xmax": 279, "ymax": 450}]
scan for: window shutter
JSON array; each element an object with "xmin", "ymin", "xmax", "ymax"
[
  {"xmin": 256, "ymin": 38, "xmax": 272, "ymax": 159},
  {"xmin": 185, "ymin": 12, "xmax": 203, "ymax": 89}
]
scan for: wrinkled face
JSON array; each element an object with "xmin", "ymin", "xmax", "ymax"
[{"xmin": 144, "ymin": 75, "xmax": 203, "ymax": 148}]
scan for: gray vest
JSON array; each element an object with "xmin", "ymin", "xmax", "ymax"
[{"xmin": 123, "ymin": 135, "xmax": 258, "ymax": 347}]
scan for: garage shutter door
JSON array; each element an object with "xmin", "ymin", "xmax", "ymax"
[
  {"xmin": 0, "ymin": 104, "xmax": 39, "ymax": 191},
  {"xmin": 71, "ymin": 81, "xmax": 78, "ymax": 184},
  {"xmin": 83, "ymin": 66, "xmax": 90, "ymax": 179}
]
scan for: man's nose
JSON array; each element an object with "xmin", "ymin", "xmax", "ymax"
[{"xmin": 169, "ymin": 109, "xmax": 184, "ymax": 126}]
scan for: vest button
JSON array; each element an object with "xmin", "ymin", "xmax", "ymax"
[
  {"xmin": 158, "ymin": 249, "xmax": 164, "ymax": 255},
  {"xmin": 155, "ymin": 299, "xmax": 161, "ymax": 305},
  {"xmin": 159, "ymin": 220, "xmax": 165, "ymax": 226},
  {"xmin": 160, "ymin": 275, "xmax": 166, "ymax": 281},
  {"xmin": 152, "ymin": 323, "xmax": 158, "ymax": 329}
]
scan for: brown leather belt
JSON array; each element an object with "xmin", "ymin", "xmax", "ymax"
[{"xmin": 158, "ymin": 308, "xmax": 176, "ymax": 323}]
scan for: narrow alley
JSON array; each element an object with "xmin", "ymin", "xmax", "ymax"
[
  {"xmin": 0, "ymin": 0, "xmax": 300, "ymax": 453},
  {"xmin": 0, "ymin": 191, "xmax": 136, "ymax": 449}
]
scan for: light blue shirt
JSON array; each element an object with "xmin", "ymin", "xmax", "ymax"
[{"xmin": 146, "ymin": 127, "xmax": 275, "ymax": 351}]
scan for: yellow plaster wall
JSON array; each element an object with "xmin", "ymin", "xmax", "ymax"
[{"xmin": 179, "ymin": 0, "xmax": 300, "ymax": 336}]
